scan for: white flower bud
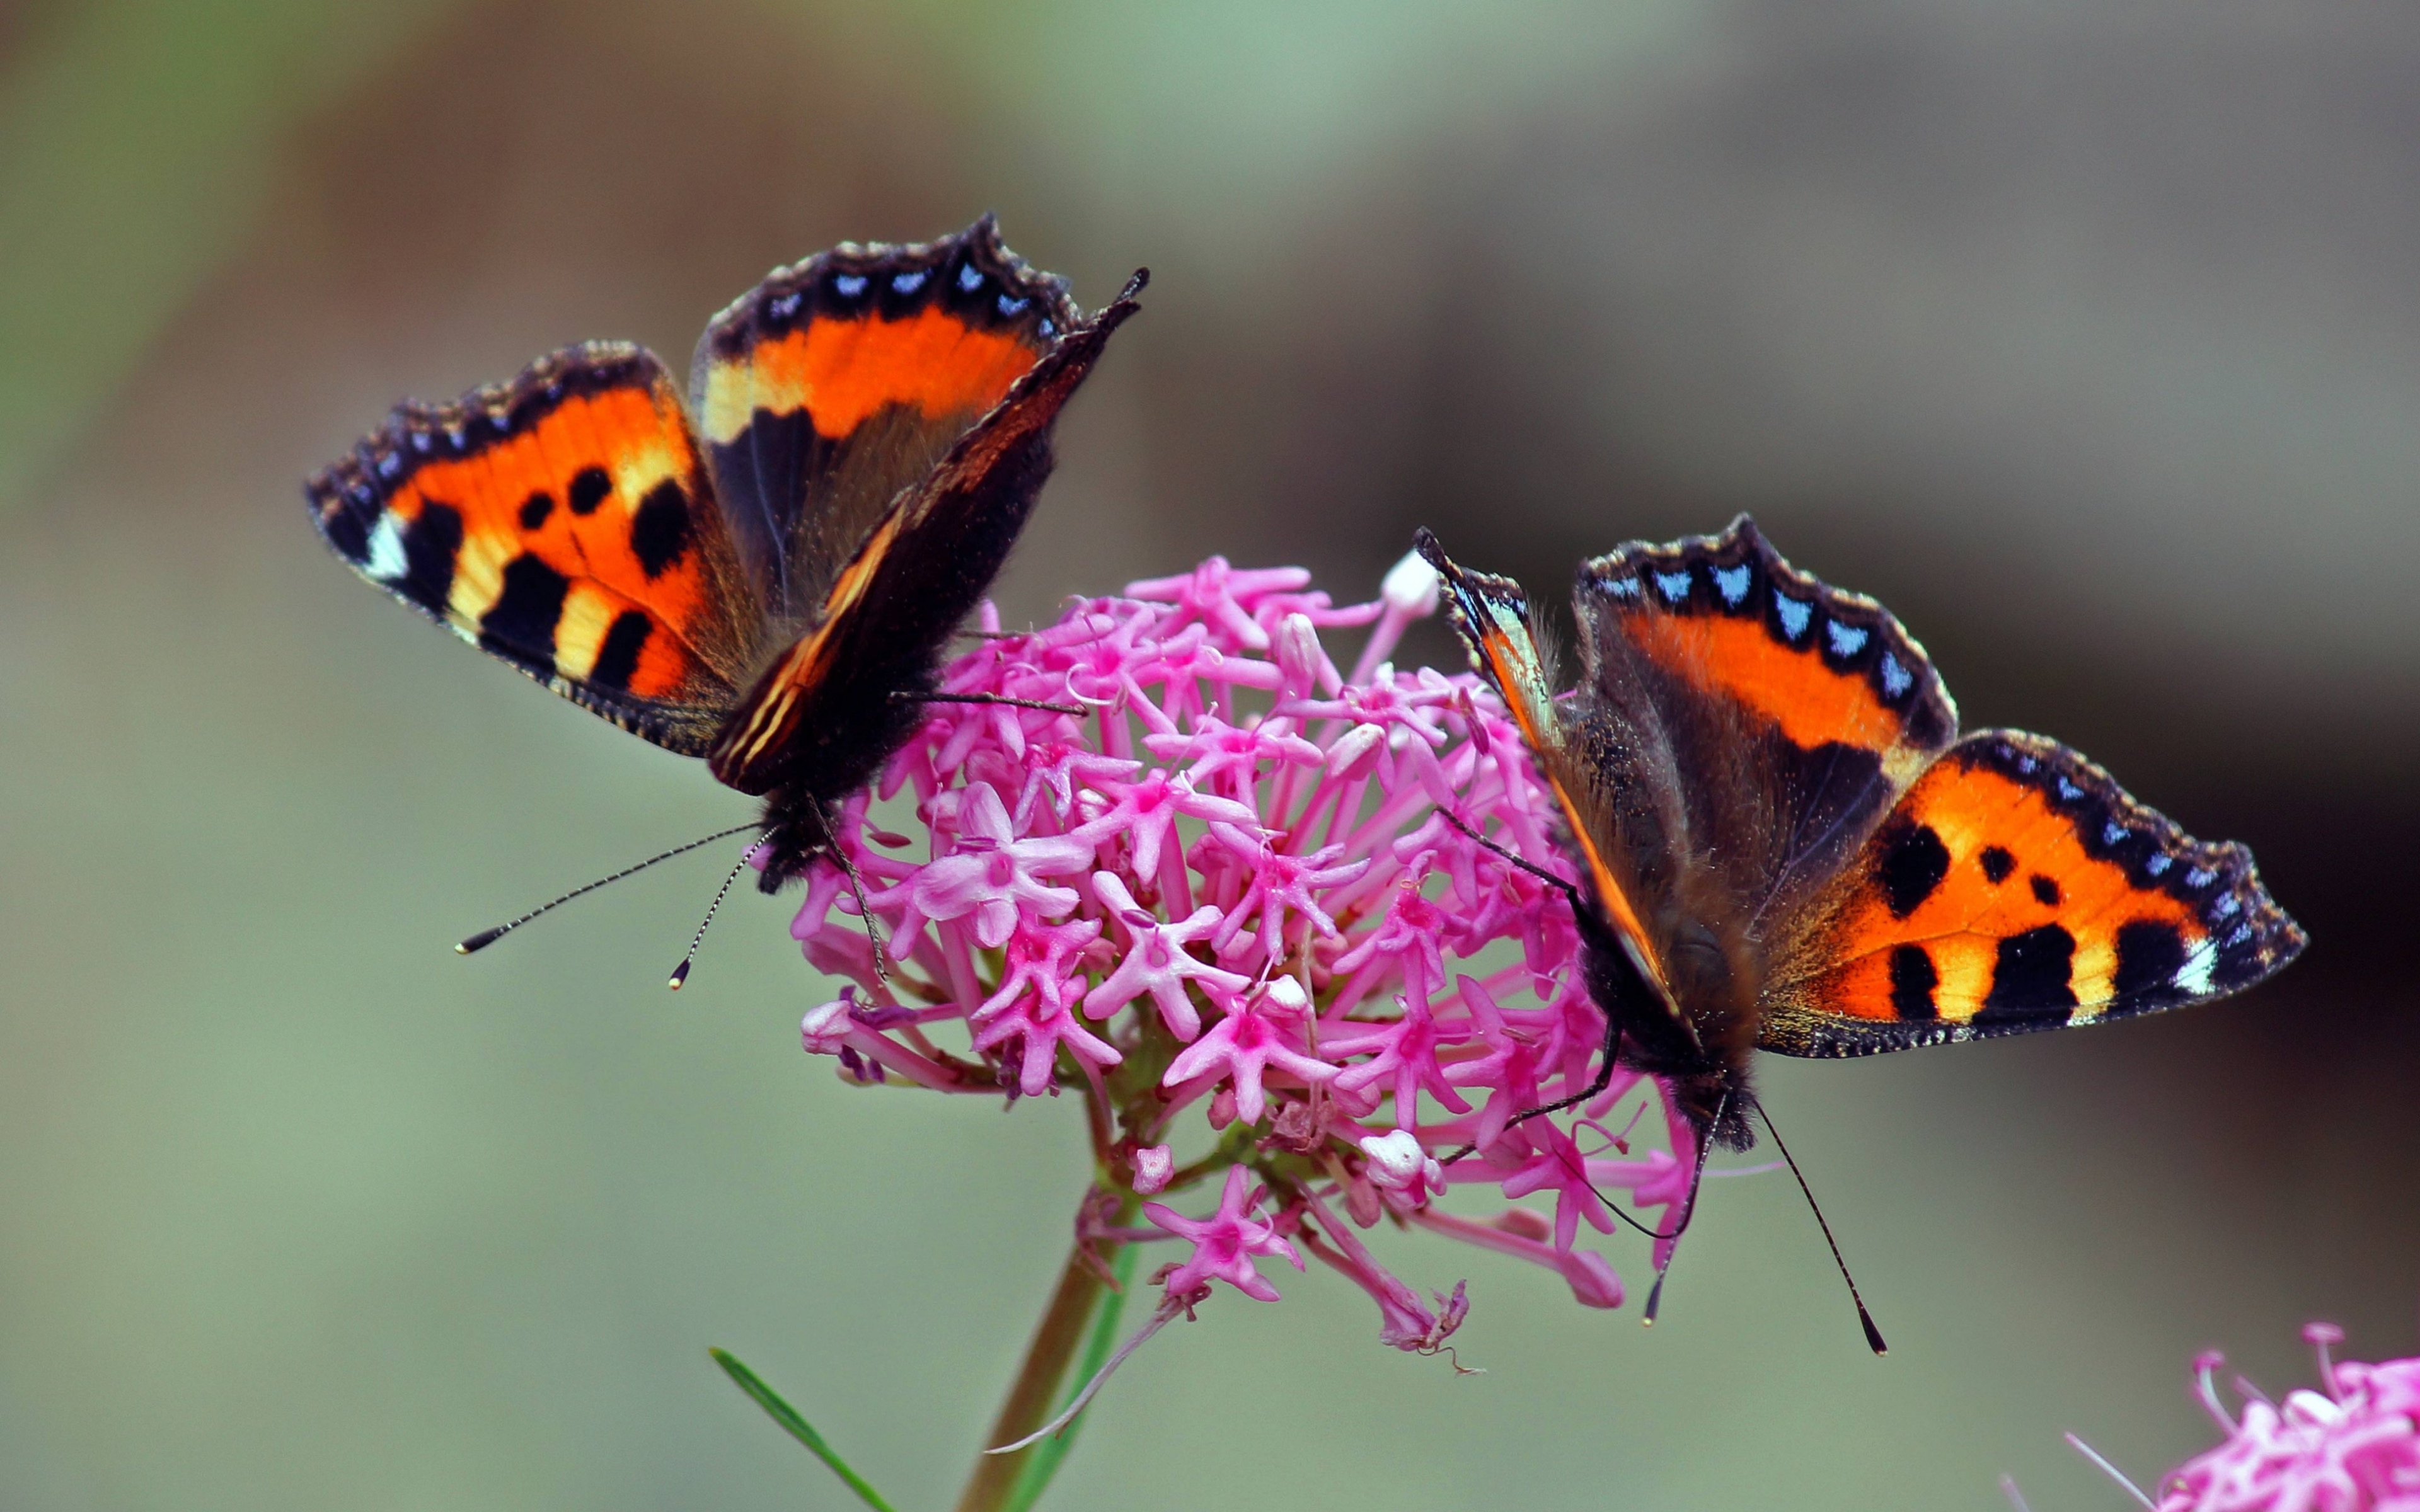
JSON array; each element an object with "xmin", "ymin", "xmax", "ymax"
[
  {"xmin": 1132, "ymin": 1143, "xmax": 1175, "ymax": 1194},
  {"xmin": 1380, "ymin": 550, "xmax": 1440, "ymax": 617}
]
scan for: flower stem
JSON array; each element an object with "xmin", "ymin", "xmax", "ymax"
[{"xmin": 954, "ymin": 1191, "xmax": 1135, "ymax": 1512}]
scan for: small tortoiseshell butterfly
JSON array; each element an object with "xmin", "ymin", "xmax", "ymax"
[
  {"xmin": 1416, "ymin": 519, "xmax": 2305, "ymax": 1154},
  {"xmin": 307, "ymin": 219, "xmax": 1142, "ymax": 896}
]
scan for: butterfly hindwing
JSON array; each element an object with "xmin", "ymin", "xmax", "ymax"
[
  {"xmin": 689, "ymin": 216, "xmax": 1077, "ymax": 622},
  {"xmin": 305, "ymin": 343, "xmax": 758, "ymax": 755},
  {"xmin": 1761, "ymin": 730, "xmax": 2307, "ymax": 1057}
]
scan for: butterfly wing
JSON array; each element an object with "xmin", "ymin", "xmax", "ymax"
[
  {"xmin": 1563, "ymin": 515, "xmax": 1961, "ymax": 945},
  {"xmin": 1758, "ymin": 730, "xmax": 2305, "ymax": 1057},
  {"xmin": 689, "ymin": 216, "xmax": 1080, "ymax": 624},
  {"xmin": 706, "ymin": 270, "xmax": 1148, "ymax": 801},
  {"xmin": 304, "ymin": 344, "xmax": 759, "ymax": 755},
  {"xmin": 1415, "ymin": 529, "xmax": 1684, "ymax": 1011}
]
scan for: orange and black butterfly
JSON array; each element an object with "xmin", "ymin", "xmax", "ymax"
[
  {"xmin": 307, "ymin": 219, "xmax": 1142, "ymax": 896},
  {"xmin": 1415, "ymin": 519, "xmax": 2304, "ymax": 1154}
]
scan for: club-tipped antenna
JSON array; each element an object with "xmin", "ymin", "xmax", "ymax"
[
  {"xmin": 669, "ymin": 842, "xmax": 762, "ymax": 990},
  {"xmin": 1642, "ymin": 1088, "xmax": 1726, "ymax": 1327},
  {"xmin": 1755, "ymin": 1100, "xmax": 1887, "ymax": 1356},
  {"xmin": 456, "ymin": 823, "xmax": 764, "ymax": 955}
]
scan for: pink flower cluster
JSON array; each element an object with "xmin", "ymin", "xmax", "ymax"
[
  {"xmin": 790, "ymin": 554, "xmax": 1693, "ymax": 1349},
  {"xmin": 2152, "ymin": 1324, "xmax": 2420, "ymax": 1511}
]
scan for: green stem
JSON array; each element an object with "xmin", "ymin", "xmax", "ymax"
[
  {"xmin": 1005, "ymin": 1239, "xmax": 1141, "ymax": 1512},
  {"xmin": 953, "ymin": 1191, "xmax": 1137, "ymax": 1512}
]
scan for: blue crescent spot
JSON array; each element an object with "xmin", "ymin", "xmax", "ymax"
[
  {"xmin": 959, "ymin": 263, "xmax": 984, "ymax": 292},
  {"xmin": 891, "ymin": 270, "xmax": 928, "ymax": 295},
  {"xmin": 1654, "ymin": 569, "xmax": 1693, "ymax": 603},
  {"xmin": 2055, "ymin": 777, "xmax": 2084, "ymax": 801},
  {"xmin": 1825, "ymin": 621, "xmax": 1869, "ymax": 658},
  {"xmin": 2145, "ymin": 853, "xmax": 2173, "ymax": 875},
  {"xmin": 376, "ymin": 452, "xmax": 401, "ymax": 478},
  {"xmin": 1712, "ymin": 563, "xmax": 1751, "ymax": 605},
  {"xmin": 1038, "ymin": 318, "xmax": 1056, "ymax": 338},
  {"xmin": 834, "ymin": 273, "xmax": 868, "ymax": 297},
  {"xmin": 1773, "ymin": 596, "xmax": 1811, "ymax": 639},
  {"xmin": 2225, "ymin": 923, "xmax": 2253, "ymax": 948},
  {"xmin": 2186, "ymin": 868, "xmax": 2216, "ymax": 888},
  {"xmin": 770, "ymin": 292, "xmax": 802, "ymax": 318},
  {"xmin": 998, "ymin": 294, "xmax": 1029, "ymax": 316},
  {"xmin": 1606, "ymin": 575, "xmax": 1642, "ymax": 598},
  {"xmin": 410, "ymin": 431, "xmax": 432, "ymax": 453},
  {"xmin": 1877, "ymin": 651, "xmax": 1913, "ymax": 697},
  {"xmin": 2211, "ymin": 893, "xmax": 2240, "ymax": 920}
]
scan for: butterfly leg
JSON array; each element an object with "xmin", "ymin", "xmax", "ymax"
[
  {"xmin": 807, "ymin": 801, "xmax": 892, "ymax": 986},
  {"xmin": 1435, "ymin": 807, "xmax": 1632, "ymax": 1153},
  {"xmin": 894, "ymin": 690, "xmax": 1085, "ymax": 717}
]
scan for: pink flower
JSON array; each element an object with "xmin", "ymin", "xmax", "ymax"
[
  {"xmin": 887, "ymin": 782, "xmax": 1092, "ymax": 950},
  {"xmin": 2118, "ymin": 1324, "xmax": 2420, "ymax": 1511},
  {"xmin": 786, "ymin": 554, "xmax": 1694, "ymax": 1353},
  {"xmin": 1145, "ymin": 1166, "xmax": 1303, "ymax": 1302},
  {"xmin": 1162, "ymin": 976, "xmax": 1335, "ymax": 1123},
  {"xmin": 1081, "ymin": 874, "xmax": 1248, "ymax": 1040}
]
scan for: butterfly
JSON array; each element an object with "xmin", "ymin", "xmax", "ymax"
[
  {"xmin": 1415, "ymin": 518, "xmax": 2305, "ymax": 1154},
  {"xmin": 306, "ymin": 218, "xmax": 1143, "ymax": 898}
]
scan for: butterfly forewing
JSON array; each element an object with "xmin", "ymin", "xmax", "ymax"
[
  {"xmin": 689, "ymin": 216, "xmax": 1077, "ymax": 623},
  {"xmin": 1567, "ymin": 517, "xmax": 1960, "ymax": 942},
  {"xmin": 706, "ymin": 277, "xmax": 1146, "ymax": 800},
  {"xmin": 304, "ymin": 344, "xmax": 756, "ymax": 755}
]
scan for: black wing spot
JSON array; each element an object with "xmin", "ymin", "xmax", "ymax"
[
  {"xmin": 568, "ymin": 467, "xmax": 613, "ymax": 515},
  {"xmin": 1979, "ymin": 845, "xmax": 2015, "ymax": 884},
  {"xmin": 1888, "ymin": 945, "xmax": 1940, "ymax": 1020},
  {"xmin": 519, "ymin": 490, "xmax": 555, "ymax": 530},
  {"xmin": 1977, "ymin": 925, "xmax": 2077, "ymax": 1024},
  {"xmin": 587, "ymin": 609, "xmax": 653, "ymax": 691},
  {"xmin": 478, "ymin": 553, "xmax": 570, "ymax": 675},
  {"xmin": 1876, "ymin": 821, "xmax": 1950, "ymax": 919},
  {"xmin": 2030, "ymin": 874, "xmax": 2063, "ymax": 907},
  {"xmin": 400, "ymin": 501, "xmax": 464, "ymax": 613},
  {"xmin": 2111, "ymin": 919, "xmax": 2189, "ymax": 1011},
  {"xmin": 630, "ymin": 480, "xmax": 693, "ymax": 578}
]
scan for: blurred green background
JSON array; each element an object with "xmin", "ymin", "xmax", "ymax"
[{"xmin": 4, "ymin": 1, "xmax": 2416, "ymax": 1507}]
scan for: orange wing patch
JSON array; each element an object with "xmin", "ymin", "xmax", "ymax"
[
  {"xmin": 1761, "ymin": 730, "xmax": 2305, "ymax": 1057},
  {"xmin": 698, "ymin": 304, "xmax": 1041, "ymax": 445},
  {"xmin": 1574, "ymin": 516, "xmax": 1957, "ymax": 791},
  {"xmin": 305, "ymin": 344, "xmax": 750, "ymax": 753}
]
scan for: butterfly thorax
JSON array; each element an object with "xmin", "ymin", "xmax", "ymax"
[{"xmin": 1570, "ymin": 880, "xmax": 1761, "ymax": 1150}]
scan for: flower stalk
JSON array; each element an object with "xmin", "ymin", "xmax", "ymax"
[{"xmin": 957, "ymin": 1181, "xmax": 1140, "ymax": 1512}]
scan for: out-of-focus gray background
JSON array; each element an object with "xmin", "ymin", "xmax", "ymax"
[{"xmin": 4, "ymin": 2, "xmax": 2414, "ymax": 1507}]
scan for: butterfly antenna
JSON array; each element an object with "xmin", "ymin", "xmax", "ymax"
[
  {"xmin": 456, "ymin": 823, "xmax": 764, "ymax": 955},
  {"xmin": 1643, "ymin": 1089, "xmax": 1726, "ymax": 1329},
  {"xmin": 1754, "ymin": 1099, "xmax": 1887, "ymax": 1356},
  {"xmin": 667, "ymin": 842, "xmax": 761, "ymax": 990}
]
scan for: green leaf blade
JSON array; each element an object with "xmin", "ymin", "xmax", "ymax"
[{"xmin": 710, "ymin": 1347, "xmax": 901, "ymax": 1512}]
